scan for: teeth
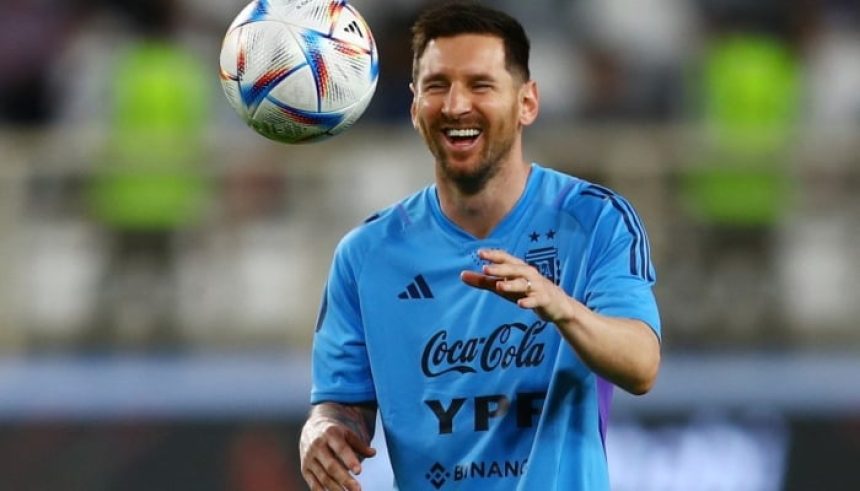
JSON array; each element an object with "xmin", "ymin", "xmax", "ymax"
[{"xmin": 446, "ymin": 128, "xmax": 481, "ymax": 138}]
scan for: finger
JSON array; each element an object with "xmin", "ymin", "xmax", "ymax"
[
  {"xmin": 315, "ymin": 443, "xmax": 359, "ymax": 490},
  {"xmin": 336, "ymin": 469, "xmax": 363, "ymax": 491},
  {"xmin": 518, "ymin": 295, "xmax": 539, "ymax": 309},
  {"xmin": 346, "ymin": 475, "xmax": 364, "ymax": 491},
  {"xmin": 329, "ymin": 435, "xmax": 376, "ymax": 489},
  {"xmin": 460, "ymin": 270, "xmax": 501, "ymax": 291},
  {"xmin": 497, "ymin": 277, "xmax": 533, "ymax": 295},
  {"xmin": 482, "ymin": 262, "xmax": 533, "ymax": 280},
  {"xmin": 334, "ymin": 431, "xmax": 375, "ymax": 475},
  {"xmin": 478, "ymin": 248, "xmax": 526, "ymax": 265},
  {"xmin": 318, "ymin": 469, "xmax": 352, "ymax": 491},
  {"xmin": 316, "ymin": 460, "xmax": 360, "ymax": 491},
  {"xmin": 329, "ymin": 437, "xmax": 362, "ymax": 475},
  {"xmin": 305, "ymin": 450, "xmax": 334, "ymax": 486},
  {"xmin": 301, "ymin": 469, "xmax": 323, "ymax": 491},
  {"xmin": 340, "ymin": 474, "xmax": 363, "ymax": 491},
  {"xmin": 307, "ymin": 460, "xmax": 340, "ymax": 491},
  {"xmin": 345, "ymin": 430, "xmax": 377, "ymax": 460}
]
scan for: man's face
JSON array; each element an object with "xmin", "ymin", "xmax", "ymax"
[{"xmin": 411, "ymin": 34, "xmax": 537, "ymax": 193}]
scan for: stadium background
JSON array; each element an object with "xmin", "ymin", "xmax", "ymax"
[{"xmin": 1, "ymin": 0, "xmax": 859, "ymax": 489}]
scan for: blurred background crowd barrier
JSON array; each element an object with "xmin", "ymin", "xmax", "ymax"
[{"xmin": 0, "ymin": 0, "xmax": 859, "ymax": 489}]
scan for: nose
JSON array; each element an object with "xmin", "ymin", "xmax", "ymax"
[{"xmin": 441, "ymin": 84, "xmax": 471, "ymax": 120}]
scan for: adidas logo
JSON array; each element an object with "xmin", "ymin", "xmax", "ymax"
[
  {"xmin": 344, "ymin": 20, "xmax": 364, "ymax": 38},
  {"xmin": 398, "ymin": 275, "xmax": 434, "ymax": 300}
]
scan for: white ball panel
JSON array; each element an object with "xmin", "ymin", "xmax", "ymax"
[
  {"xmin": 317, "ymin": 38, "xmax": 377, "ymax": 112},
  {"xmin": 270, "ymin": 0, "xmax": 341, "ymax": 34},
  {"xmin": 220, "ymin": 27, "xmax": 241, "ymax": 76},
  {"xmin": 328, "ymin": 77, "xmax": 378, "ymax": 136},
  {"xmin": 267, "ymin": 64, "xmax": 318, "ymax": 112},
  {"xmin": 251, "ymin": 98, "xmax": 326, "ymax": 143},
  {"xmin": 237, "ymin": 21, "xmax": 306, "ymax": 86},
  {"xmin": 220, "ymin": 78, "xmax": 246, "ymax": 120}
]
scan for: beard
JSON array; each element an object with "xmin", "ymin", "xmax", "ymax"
[{"xmin": 422, "ymin": 118, "xmax": 517, "ymax": 196}]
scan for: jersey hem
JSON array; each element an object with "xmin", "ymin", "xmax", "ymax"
[{"xmin": 310, "ymin": 390, "xmax": 377, "ymax": 405}]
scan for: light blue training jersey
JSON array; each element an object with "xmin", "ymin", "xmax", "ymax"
[{"xmin": 311, "ymin": 163, "xmax": 661, "ymax": 491}]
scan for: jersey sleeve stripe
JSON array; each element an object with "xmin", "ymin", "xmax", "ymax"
[
  {"xmin": 581, "ymin": 189, "xmax": 639, "ymax": 276},
  {"xmin": 602, "ymin": 186, "xmax": 653, "ymax": 281},
  {"xmin": 313, "ymin": 282, "xmax": 329, "ymax": 332},
  {"xmin": 619, "ymin": 197, "xmax": 651, "ymax": 282},
  {"xmin": 614, "ymin": 193, "xmax": 655, "ymax": 282},
  {"xmin": 581, "ymin": 186, "xmax": 652, "ymax": 281},
  {"xmin": 605, "ymin": 188, "xmax": 654, "ymax": 282}
]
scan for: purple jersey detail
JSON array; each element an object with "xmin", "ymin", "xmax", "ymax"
[{"xmin": 596, "ymin": 376, "xmax": 614, "ymax": 449}]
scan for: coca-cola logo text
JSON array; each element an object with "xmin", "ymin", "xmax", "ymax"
[{"xmin": 421, "ymin": 321, "xmax": 547, "ymax": 377}]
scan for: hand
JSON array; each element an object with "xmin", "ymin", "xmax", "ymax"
[
  {"xmin": 460, "ymin": 248, "xmax": 573, "ymax": 324},
  {"xmin": 299, "ymin": 415, "xmax": 377, "ymax": 491}
]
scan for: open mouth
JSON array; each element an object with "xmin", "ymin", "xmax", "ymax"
[{"xmin": 443, "ymin": 127, "xmax": 483, "ymax": 148}]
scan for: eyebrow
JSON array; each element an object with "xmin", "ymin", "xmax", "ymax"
[
  {"xmin": 419, "ymin": 73, "xmax": 449, "ymax": 85},
  {"xmin": 419, "ymin": 72, "xmax": 499, "ymax": 85}
]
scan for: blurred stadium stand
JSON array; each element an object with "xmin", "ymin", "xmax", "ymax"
[{"xmin": 1, "ymin": 0, "xmax": 859, "ymax": 490}]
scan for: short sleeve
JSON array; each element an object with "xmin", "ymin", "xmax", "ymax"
[
  {"xmin": 583, "ymin": 195, "xmax": 661, "ymax": 339},
  {"xmin": 310, "ymin": 240, "xmax": 377, "ymax": 404}
]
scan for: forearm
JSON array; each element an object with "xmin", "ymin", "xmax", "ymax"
[
  {"xmin": 461, "ymin": 249, "xmax": 661, "ymax": 394},
  {"xmin": 554, "ymin": 299, "xmax": 661, "ymax": 395}
]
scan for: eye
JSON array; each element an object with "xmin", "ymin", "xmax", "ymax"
[
  {"xmin": 473, "ymin": 82, "xmax": 494, "ymax": 91},
  {"xmin": 422, "ymin": 81, "xmax": 448, "ymax": 93}
]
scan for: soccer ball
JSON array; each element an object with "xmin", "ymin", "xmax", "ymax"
[{"xmin": 219, "ymin": 0, "xmax": 379, "ymax": 144}]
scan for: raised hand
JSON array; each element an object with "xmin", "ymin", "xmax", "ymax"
[{"xmin": 460, "ymin": 248, "xmax": 573, "ymax": 324}]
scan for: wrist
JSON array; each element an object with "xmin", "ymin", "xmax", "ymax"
[{"xmin": 552, "ymin": 295, "xmax": 586, "ymax": 329}]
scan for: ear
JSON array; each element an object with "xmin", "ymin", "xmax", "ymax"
[
  {"xmin": 409, "ymin": 82, "xmax": 419, "ymax": 130},
  {"xmin": 518, "ymin": 80, "xmax": 539, "ymax": 126}
]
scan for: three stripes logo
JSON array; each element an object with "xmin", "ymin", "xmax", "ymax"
[
  {"xmin": 344, "ymin": 20, "xmax": 364, "ymax": 38},
  {"xmin": 398, "ymin": 275, "xmax": 434, "ymax": 300}
]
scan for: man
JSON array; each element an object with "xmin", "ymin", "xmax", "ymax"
[{"xmin": 300, "ymin": 2, "xmax": 661, "ymax": 490}]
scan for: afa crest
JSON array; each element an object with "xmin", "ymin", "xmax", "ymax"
[{"xmin": 525, "ymin": 247, "xmax": 560, "ymax": 285}]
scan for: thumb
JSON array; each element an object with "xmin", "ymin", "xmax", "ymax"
[{"xmin": 345, "ymin": 430, "xmax": 377, "ymax": 458}]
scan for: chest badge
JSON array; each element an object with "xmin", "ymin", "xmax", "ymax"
[{"xmin": 524, "ymin": 229, "xmax": 560, "ymax": 285}]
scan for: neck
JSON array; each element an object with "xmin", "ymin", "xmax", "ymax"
[{"xmin": 436, "ymin": 157, "xmax": 531, "ymax": 239}]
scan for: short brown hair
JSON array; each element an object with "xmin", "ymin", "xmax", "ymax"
[{"xmin": 410, "ymin": 1, "xmax": 531, "ymax": 82}]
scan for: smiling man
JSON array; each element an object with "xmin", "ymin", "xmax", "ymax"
[
  {"xmin": 299, "ymin": 2, "xmax": 662, "ymax": 490},
  {"xmin": 412, "ymin": 32, "xmax": 530, "ymax": 202}
]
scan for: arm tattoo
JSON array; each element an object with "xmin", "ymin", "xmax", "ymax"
[{"xmin": 315, "ymin": 403, "xmax": 377, "ymax": 444}]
